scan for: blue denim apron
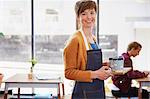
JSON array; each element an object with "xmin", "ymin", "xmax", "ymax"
[{"xmin": 72, "ymin": 49, "xmax": 105, "ymax": 99}]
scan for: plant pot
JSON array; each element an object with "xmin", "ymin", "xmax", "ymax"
[
  {"xmin": 28, "ymin": 67, "xmax": 34, "ymax": 79},
  {"xmin": 0, "ymin": 74, "xmax": 4, "ymax": 87},
  {"xmin": 28, "ymin": 72, "xmax": 33, "ymax": 79}
]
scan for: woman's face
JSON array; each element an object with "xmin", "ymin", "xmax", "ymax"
[{"xmin": 78, "ymin": 8, "xmax": 96, "ymax": 29}]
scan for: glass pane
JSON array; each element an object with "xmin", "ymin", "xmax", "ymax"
[
  {"xmin": 99, "ymin": 35, "xmax": 118, "ymax": 61},
  {"xmin": 0, "ymin": 0, "xmax": 31, "ymax": 63},
  {"xmin": 34, "ymin": 0, "xmax": 76, "ymax": 64}
]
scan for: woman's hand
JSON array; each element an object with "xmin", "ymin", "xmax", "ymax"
[
  {"xmin": 91, "ymin": 66, "xmax": 112, "ymax": 80},
  {"xmin": 102, "ymin": 62, "xmax": 110, "ymax": 67}
]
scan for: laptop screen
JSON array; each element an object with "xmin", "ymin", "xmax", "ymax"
[{"xmin": 109, "ymin": 57, "xmax": 124, "ymax": 71}]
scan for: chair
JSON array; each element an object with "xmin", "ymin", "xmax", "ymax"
[
  {"xmin": 0, "ymin": 74, "xmax": 12, "ymax": 95},
  {"xmin": 105, "ymin": 78, "xmax": 131, "ymax": 99},
  {"xmin": 111, "ymin": 90, "xmax": 130, "ymax": 99}
]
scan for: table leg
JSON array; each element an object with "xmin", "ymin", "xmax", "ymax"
[
  {"xmin": 138, "ymin": 82, "xmax": 142, "ymax": 99},
  {"xmin": 4, "ymin": 83, "xmax": 8, "ymax": 99},
  {"xmin": 62, "ymin": 83, "xmax": 65, "ymax": 96},
  {"xmin": 18, "ymin": 88, "xmax": 20, "ymax": 99},
  {"xmin": 58, "ymin": 83, "xmax": 61, "ymax": 99},
  {"xmin": 4, "ymin": 91, "xmax": 8, "ymax": 99}
]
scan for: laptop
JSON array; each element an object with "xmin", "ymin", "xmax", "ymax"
[
  {"xmin": 109, "ymin": 57, "xmax": 131, "ymax": 75},
  {"xmin": 35, "ymin": 73, "xmax": 61, "ymax": 80}
]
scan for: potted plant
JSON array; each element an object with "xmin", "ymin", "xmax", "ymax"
[
  {"xmin": 30, "ymin": 58, "xmax": 37, "ymax": 73},
  {"xmin": 28, "ymin": 58, "xmax": 37, "ymax": 79}
]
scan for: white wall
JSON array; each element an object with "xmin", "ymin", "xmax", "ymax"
[
  {"xmin": 134, "ymin": 28, "xmax": 150, "ymax": 71},
  {"xmin": 99, "ymin": 0, "xmax": 150, "ymax": 70}
]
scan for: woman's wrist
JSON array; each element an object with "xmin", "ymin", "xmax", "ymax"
[{"xmin": 91, "ymin": 71, "xmax": 97, "ymax": 79}]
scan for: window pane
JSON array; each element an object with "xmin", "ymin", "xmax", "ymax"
[
  {"xmin": 34, "ymin": 0, "xmax": 76, "ymax": 64},
  {"xmin": 35, "ymin": 35, "xmax": 69, "ymax": 64},
  {"xmin": 0, "ymin": 0, "xmax": 31, "ymax": 63},
  {"xmin": 99, "ymin": 35, "xmax": 118, "ymax": 61}
]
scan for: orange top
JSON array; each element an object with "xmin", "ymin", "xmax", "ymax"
[{"xmin": 63, "ymin": 31, "xmax": 93, "ymax": 82}]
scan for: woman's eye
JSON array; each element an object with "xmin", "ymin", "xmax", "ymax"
[
  {"xmin": 81, "ymin": 13, "xmax": 86, "ymax": 15},
  {"xmin": 91, "ymin": 12, "xmax": 95, "ymax": 15}
]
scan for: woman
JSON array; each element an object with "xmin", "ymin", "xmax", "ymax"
[{"xmin": 63, "ymin": 0, "xmax": 112, "ymax": 99}]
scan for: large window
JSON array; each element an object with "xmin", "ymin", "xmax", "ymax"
[
  {"xmin": 0, "ymin": 0, "xmax": 76, "ymax": 65},
  {"xmin": 0, "ymin": 0, "xmax": 77, "ymax": 95},
  {"xmin": 0, "ymin": 0, "xmax": 118, "ymax": 96},
  {"xmin": 0, "ymin": 0, "xmax": 117, "ymax": 65}
]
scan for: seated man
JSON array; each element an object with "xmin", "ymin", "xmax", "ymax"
[{"xmin": 111, "ymin": 41, "xmax": 149, "ymax": 98}]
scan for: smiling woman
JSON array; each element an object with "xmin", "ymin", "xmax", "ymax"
[{"xmin": 63, "ymin": 0, "xmax": 112, "ymax": 99}]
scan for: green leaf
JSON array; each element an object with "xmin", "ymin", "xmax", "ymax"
[
  {"xmin": 0, "ymin": 32, "xmax": 4, "ymax": 38},
  {"xmin": 29, "ymin": 58, "xmax": 37, "ymax": 67}
]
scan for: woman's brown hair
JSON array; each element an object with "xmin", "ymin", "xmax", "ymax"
[
  {"xmin": 75, "ymin": 0, "xmax": 97, "ymax": 17},
  {"xmin": 75, "ymin": 0, "xmax": 97, "ymax": 29}
]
